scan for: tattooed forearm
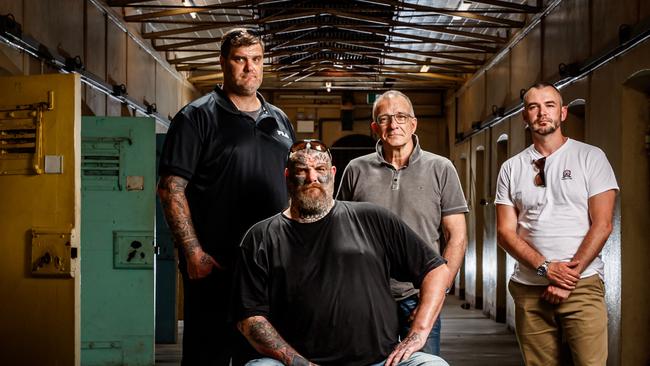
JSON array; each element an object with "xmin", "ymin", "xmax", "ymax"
[
  {"xmin": 238, "ymin": 316, "xmax": 310, "ymax": 366},
  {"xmin": 158, "ymin": 175, "xmax": 201, "ymax": 255},
  {"xmin": 249, "ymin": 319, "xmax": 287, "ymax": 351}
]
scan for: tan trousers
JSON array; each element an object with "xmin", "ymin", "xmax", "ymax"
[{"xmin": 508, "ymin": 275, "xmax": 607, "ymax": 366}]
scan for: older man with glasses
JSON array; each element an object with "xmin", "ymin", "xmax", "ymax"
[
  {"xmin": 495, "ymin": 82, "xmax": 618, "ymax": 365},
  {"xmin": 337, "ymin": 90, "xmax": 468, "ymax": 356},
  {"xmin": 158, "ymin": 28, "xmax": 295, "ymax": 365},
  {"xmin": 232, "ymin": 140, "xmax": 451, "ymax": 366}
]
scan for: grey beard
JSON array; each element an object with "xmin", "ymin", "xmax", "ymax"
[{"xmin": 292, "ymin": 188, "xmax": 334, "ymax": 222}]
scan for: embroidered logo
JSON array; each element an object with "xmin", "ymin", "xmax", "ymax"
[
  {"xmin": 276, "ymin": 130, "xmax": 290, "ymax": 139},
  {"xmin": 562, "ymin": 169, "xmax": 572, "ymax": 180}
]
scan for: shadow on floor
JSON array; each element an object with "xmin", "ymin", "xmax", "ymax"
[
  {"xmin": 441, "ymin": 295, "xmax": 523, "ymax": 365},
  {"xmin": 155, "ymin": 295, "xmax": 524, "ymax": 365}
]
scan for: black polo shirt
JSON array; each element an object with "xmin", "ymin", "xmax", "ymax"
[
  {"xmin": 233, "ymin": 201, "xmax": 445, "ymax": 366},
  {"xmin": 159, "ymin": 87, "xmax": 295, "ymax": 266}
]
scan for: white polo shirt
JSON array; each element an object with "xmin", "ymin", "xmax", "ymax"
[{"xmin": 495, "ymin": 138, "xmax": 618, "ymax": 285}]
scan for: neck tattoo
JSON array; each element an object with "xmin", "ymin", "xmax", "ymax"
[{"xmin": 293, "ymin": 199, "xmax": 334, "ymax": 223}]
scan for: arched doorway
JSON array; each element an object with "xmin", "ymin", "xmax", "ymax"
[
  {"xmin": 330, "ymin": 134, "xmax": 376, "ymax": 192},
  {"xmin": 564, "ymin": 99, "xmax": 586, "ymax": 142}
]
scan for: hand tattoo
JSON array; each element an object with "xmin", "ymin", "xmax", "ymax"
[
  {"xmin": 400, "ymin": 332, "xmax": 421, "ymax": 348},
  {"xmin": 290, "ymin": 355, "xmax": 310, "ymax": 366},
  {"xmin": 200, "ymin": 253, "xmax": 212, "ymax": 265}
]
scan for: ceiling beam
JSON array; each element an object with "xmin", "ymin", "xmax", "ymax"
[
  {"xmin": 338, "ymin": 26, "xmax": 498, "ymax": 52},
  {"xmin": 468, "ymin": 0, "xmax": 541, "ymax": 13},
  {"xmin": 168, "ymin": 52, "xmax": 220, "ymax": 65},
  {"xmin": 369, "ymin": 0, "xmax": 525, "ymax": 27},
  {"xmin": 270, "ymin": 46, "xmax": 482, "ymax": 66},
  {"xmin": 123, "ymin": 0, "xmax": 258, "ymax": 21},
  {"xmin": 383, "ymin": 45, "xmax": 482, "ymax": 64},
  {"xmin": 268, "ymin": 54, "xmax": 477, "ymax": 67},
  {"xmin": 153, "ymin": 38, "xmax": 219, "ymax": 51},
  {"xmin": 271, "ymin": 65, "xmax": 465, "ymax": 83},
  {"xmin": 326, "ymin": 8, "xmax": 506, "ymax": 43},
  {"xmin": 141, "ymin": 20, "xmax": 253, "ymax": 38},
  {"xmin": 106, "ymin": 0, "xmax": 158, "ymax": 6}
]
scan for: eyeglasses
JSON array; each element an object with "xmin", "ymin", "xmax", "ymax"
[
  {"xmin": 533, "ymin": 157, "xmax": 546, "ymax": 187},
  {"xmin": 375, "ymin": 112, "xmax": 414, "ymax": 126},
  {"xmin": 289, "ymin": 139, "xmax": 332, "ymax": 160}
]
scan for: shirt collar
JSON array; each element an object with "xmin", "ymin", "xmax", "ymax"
[
  {"xmin": 375, "ymin": 134, "xmax": 422, "ymax": 168},
  {"xmin": 213, "ymin": 86, "xmax": 269, "ymax": 115}
]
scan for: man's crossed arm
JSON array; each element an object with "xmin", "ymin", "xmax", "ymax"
[{"xmin": 496, "ymin": 189, "xmax": 616, "ymax": 304}]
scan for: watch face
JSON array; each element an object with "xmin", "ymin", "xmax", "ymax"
[{"xmin": 536, "ymin": 262, "xmax": 549, "ymax": 277}]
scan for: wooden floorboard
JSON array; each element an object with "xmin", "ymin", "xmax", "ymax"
[{"xmin": 441, "ymin": 295, "xmax": 523, "ymax": 365}]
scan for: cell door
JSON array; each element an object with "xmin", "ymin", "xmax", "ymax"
[
  {"xmin": 0, "ymin": 74, "xmax": 81, "ymax": 366},
  {"xmin": 80, "ymin": 117, "xmax": 155, "ymax": 366}
]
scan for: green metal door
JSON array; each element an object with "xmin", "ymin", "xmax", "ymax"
[{"xmin": 81, "ymin": 116, "xmax": 155, "ymax": 366}]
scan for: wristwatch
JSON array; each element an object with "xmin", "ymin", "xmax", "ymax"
[{"xmin": 536, "ymin": 259, "xmax": 551, "ymax": 277}]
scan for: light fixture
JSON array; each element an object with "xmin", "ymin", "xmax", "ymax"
[
  {"xmin": 420, "ymin": 65, "xmax": 430, "ymax": 73},
  {"xmin": 325, "ymin": 81, "xmax": 332, "ymax": 93},
  {"xmin": 183, "ymin": 0, "xmax": 198, "ymax": 19},
  {"xmin": 452, "ymin": 1, "xmax": 472, "ymax": 21}
]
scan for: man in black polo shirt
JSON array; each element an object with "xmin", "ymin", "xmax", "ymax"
[
  {"xmin": 233, "ymin": 140, "xmax": 450, "ymax": 366},
  {"xmin": 158, "ymin": 28, "xmax": 295, "ymax": 365}
]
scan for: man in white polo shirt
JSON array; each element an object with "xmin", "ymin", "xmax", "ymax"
[{"xmin": 495, "ymin": 82, "xmax": 618, "ymax": 366}]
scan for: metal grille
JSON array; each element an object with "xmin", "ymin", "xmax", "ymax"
[{"xmin": 82, "ymin": 138, "xmax": 125, "ymax": 190}]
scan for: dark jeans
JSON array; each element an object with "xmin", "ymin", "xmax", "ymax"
[{"xmin": 397, "ymin": 294, "xmax": 442, "ymax": 356}]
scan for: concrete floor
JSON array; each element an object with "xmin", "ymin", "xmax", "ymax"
[{"xmin": 155, "ymin": 295, "xmax": 523, "ymax": 365}]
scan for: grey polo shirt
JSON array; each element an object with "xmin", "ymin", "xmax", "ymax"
[{"xmin": 337, "ymin": 135, "xmax": 468, "ymax": 299}]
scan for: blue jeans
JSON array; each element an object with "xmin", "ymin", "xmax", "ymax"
[
  {"xmin": 398, "ymin": 294, "xmax": 442, "ymax": 356},
  {"xmin": 246, "ymin": 352, "xmax": 448, "ymax": 366}
]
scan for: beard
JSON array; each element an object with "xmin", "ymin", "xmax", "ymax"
[
  {"xmin": 530, "ymin": 117, "xmax": 560, "ymax": 136},
  {"xmin": 291, "ymin": 184, "xmax": 332, "ymax": 217}
]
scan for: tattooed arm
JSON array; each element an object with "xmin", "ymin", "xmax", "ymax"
[
  {"xmin": 157, "ymin": 175, "xmax": 221, "ymax": 279},
  {"xmin": 237, "ymin": 316, "xmax": 315, "ymax": 366},
  {"xmin": 385, "ymin": 264, "xmax": 449, "ymax": 366}
]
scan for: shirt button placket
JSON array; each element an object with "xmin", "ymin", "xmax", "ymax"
[{"xmin": 391, "ymin": 170, "xmax": 400, "ymax": 190}]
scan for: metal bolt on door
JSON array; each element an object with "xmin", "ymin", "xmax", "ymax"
[{"xmin": 81, "ymin": 116, "xmax": 155, "ymax": 366}]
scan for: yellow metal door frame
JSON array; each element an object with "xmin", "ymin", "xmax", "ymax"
[{"xmin": 0, "ymin": 73, "xmax": 81, "ymax": 366}]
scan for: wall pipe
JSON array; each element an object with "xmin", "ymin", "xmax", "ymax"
[
  {"xmin": 0, "ymin": 14, "xmax": 170, "ymax": 128},
  {"xmin": 455, "ymin": 16, "xmax": 650, "ymax": 143},
  {"xmin": 88, "ymin": 0, "xmax": 185, "ymax": 83},
  {"xmin": 455, "ymin": 0, "xmax": 563, "ymax": 98}
]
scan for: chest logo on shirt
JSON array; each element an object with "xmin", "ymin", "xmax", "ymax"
[
  {"xmin": 276, "ymin": 130, "xmax": 290, "ymax": 139},
  {"xmin": 562, "ymin": 169, "xmax": 572, "ymax": 180}
]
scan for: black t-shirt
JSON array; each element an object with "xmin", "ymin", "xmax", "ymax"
[
  {"xmin": 159, "ymin": 87, "xmax": 296, "ymax": 266},
  {"xmin": 233, "ymin": 201, "xmax": 445, "ymax": 366}
]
